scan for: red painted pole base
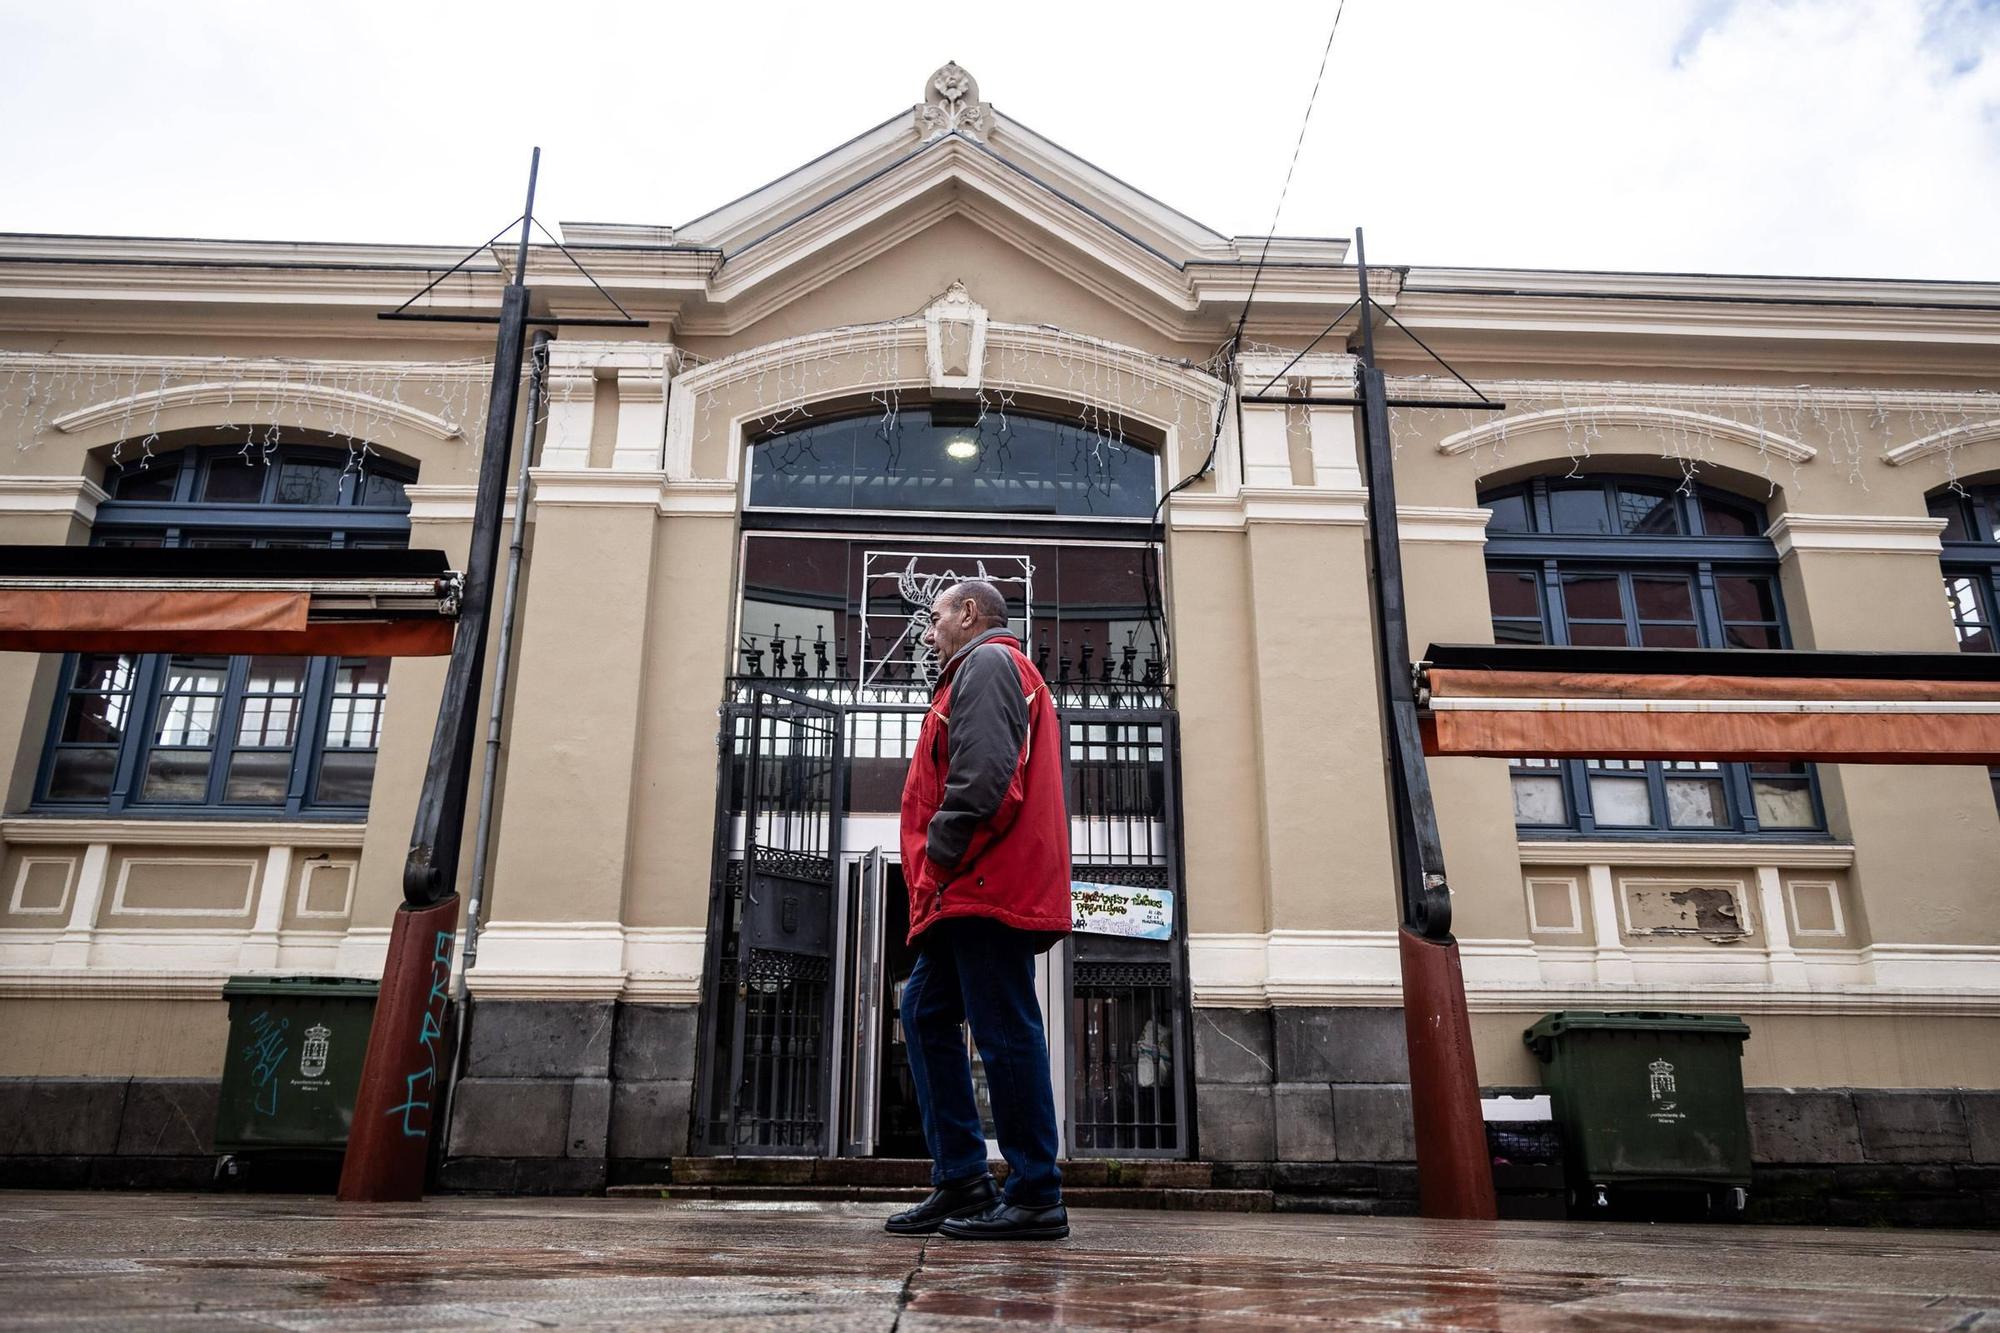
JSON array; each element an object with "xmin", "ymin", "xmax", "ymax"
[
  {"xmin": 336, "ymin": 894, "xmax": 461, "ymax": 1203},
  {"xmin": 1398, "ymin": 927, "xmax": 1499, "ymax": 1220}
]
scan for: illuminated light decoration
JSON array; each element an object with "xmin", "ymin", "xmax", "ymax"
[{"xmin": 945, "ymin": 435, "xmax": 978, "ymax": 460}]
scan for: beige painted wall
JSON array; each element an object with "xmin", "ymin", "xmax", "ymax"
[{"xmin": 0, "ymin": 997, "xmax": 229, "ymax": 1076}]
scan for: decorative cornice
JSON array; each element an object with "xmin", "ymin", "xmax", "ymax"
[
  {"xmin": 1166, "ymin": 487, "xmax": 1369, "ymax": 530},
  {"xmin": 525, "ymin": 468, "xmax": 668, "ymax": 507},
  {"xmin": 1396, "ymin": 505, "xmax": 1492, "ymax": 544},
  {"xmin": 1766, "ymin": 513, "xmax": 1948, "ymax": 557},
  {"xmin": 1883, "ymin": 417, "xmax": 2000, "ymax": 467},
  {"xmin": 0, "ymin": 476, "xmax": 108, "ymax": 523},
  {"xmin": 0, "ymin": 817, "xmax": 367, "ymax": 848},
  {"xmin": 52, "ymin": 382, "xmax": 465, "ymax": 440},
  {"xmin": 1517, "ymin": 840, "xmax": 1856, "ymax": 869},
  {"xmin": 657, "ymin": 479, "xmax": 741, "ymax": 516},
  {"xmin": 1438, "ymin": 403, "xmax": 1814, "ymax": 462},
  {"xmin": 405, "ymin": 484, "xmax": 521, "ymax": 523}
]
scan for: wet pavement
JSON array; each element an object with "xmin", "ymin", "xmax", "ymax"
[{"xmin": 0, "ymin": 1192, "xmax": 1995, "ymax": 1329}]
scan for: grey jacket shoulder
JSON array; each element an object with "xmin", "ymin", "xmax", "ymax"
[{"xmin": 926, "ymin": 640, "xmax": 1030, "ymax": 872}]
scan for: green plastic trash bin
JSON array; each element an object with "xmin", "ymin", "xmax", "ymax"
[
  {"xmin": 1524, "ymin": 1010, "xmax": 1752, "ymax": 1217},
  {"xmin": 216, "ymin": 975, "xmax": 379, "ymax": 1153}
]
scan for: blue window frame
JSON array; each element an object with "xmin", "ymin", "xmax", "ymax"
[
  {"xmin": 35, "ymin": 442, "xmax": 412, "ymax": 818},
  {"xmin": 1482, "ymin": 475, "xmax": 1824, "ymax": 837},
  {"xmin": 1929, "ymin": 483, "xmax": 2000, "ymax": 812}
]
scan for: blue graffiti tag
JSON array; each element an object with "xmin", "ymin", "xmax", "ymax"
[
  {"xmin": 243, "ymin": 1010, "xmax": 290, "ymax": 1117},
  {"xmin": 386, "ymin": 928, "xmax": 455, "ymax": 1137}
]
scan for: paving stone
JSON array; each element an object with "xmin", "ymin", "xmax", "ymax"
[
  {"xmin": 1963, "ymin": 1091, "xmax": 2000, "ymax": 1164},
  {"xmin": 1334, "ymin": 1083, "xmax": 1416, "ymax": 1163},
  {"xmin": 115, "ymin": 1079, "xmax": 220, "ymax": 1157},
  {"xmin": 1854, "ymin": 1089, "xmax": 1971, "ymax": 1163},
  {"xmin": 609, "ymin": 1080, "xmax": 692, "ymax": 1160},
  {"xmin": 0, "ymin": 1155, "xmax": 92, "ymax": 1189},
  {"xmin": 88, "ymin": 1155, "xmax": 214, "ymax": 1190},
  {"xmin": 0, "ymin": 1079, "xmax": 128, "ymax": 1156},
  {"xmin": 1192, "ymin": 1009, "xmax": 1274, "ymax": 1085},
  {"xmin": 1746, "ymin": 1088, "xmax": 1862, "ymax": 1164},
  {"xmin": 1272, "ymin": 1162, "xmax": 1379, "ymax": 1193},
  {"xmin": 1195, "ymin": 1083, "xmax": 1273, "ymax": 1162},
  {"xmin": 566, "ymin": 1077, "xmax": 611, "ymax": 1159},
  {"xmin": 464, "ymin": 1001, "xmax": 614, "ymax": 1079},
  {"xmin": 514, "ymin": 1156, "xmax": 606, "ymax": 1195},
  {"xmin": 1211, "ymin": 1162, "xmax": 1273, "ymax": 1190},
  {"xmin": 1273, "ymin": 1082, "xmax": 1336, "ymax": 1162},
  {"xmin": 437, "ymin": 1156, "xmax": 519, "ymax": 1193},
  {"xmin": 1273, "ymin": 1007, "xmax": 1409, "ymax": 1084},
  {"xmin": 447, "ymin": 1078, "xmax": 570, "ymax": 1158},
  {"xmin": 611, "ymin": 1003, "xmax": 699, "ymax": 1082}
]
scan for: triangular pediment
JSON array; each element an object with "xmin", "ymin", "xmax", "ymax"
[{"xmin": 564, "ymin": 63, "xmax": 1347, "ymax": 339}]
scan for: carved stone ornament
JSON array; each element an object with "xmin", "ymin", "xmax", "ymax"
[
  {"xmin": 918, "ymin": 61, "xmax": 990, "ymax": 143},
  {"xmin": 924, "ymin": 280, "xmax": 988, "ymax": 390}
]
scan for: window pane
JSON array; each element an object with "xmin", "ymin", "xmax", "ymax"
[
  {"xmin": 1495, "ymin": 618, "xmax": 1546, "ymax": 645},
  {"xmin": 361, "ymin": 472, "xmax": 410, "ymax": 509},
  {"xmin": 202, "ymin": 459, "xmax": 265, "ymax": 502},
  {"xmin": 1928, "ymin": 494, "xmax": 1971, "ymax": 543},
  {"xmin": 236, "ymin": 657, "xmax": 307, "ymax": 746},
  {"xmin": 1561, "ymin": 574, "xmax": 1622, "ymax": 621},
  {"xmin": 1589, "ymin": 774, "xmax": 1655, "ymax": 826},
  {"xmin": 1570, "ymin": 622, "xmax": 1631, "ymax": 647},
  {"xmin": 1947, "ymin": 576, "xmax": 1993, "ymax": 652},
  {"xmin": 325, "ymin": 660, "xmax": 389, "ymax": 748},
  {"xmin": 1699, "ymin": 497, "xmax": 1759, "ymax": 538},
  {"xmin": 153, "ymin": 657, "xmax": 228, "ymax": 745},
  {"xmin": 1640, "ymin": 623, "xmax": 1701, "ymax": 648},
  {"xmin": 187, "ymin": 535, "xmax": 256, "ymax": 549},
  {"xmin": 1549, "ymin": 483, "xmax": 1612, "ymax": 534},
  {"xmin": 1633, "ymin": 576, "xmax": 1695, "ymax": 621},
  {"xmin": 62, "ymin": 655, "xmax": 136, "ymax": 742},
  {"xmin": 47, "ymin": 748, "xmax": 118, "ymax": 801},
  {"xmin": 1753, "ymin": 779, "xmax": 1818, "ymax": 828},
  {"xmin": 1724, "ymin": 624, "xmax": 1783, "ymax": 650},
  {"xmin": 111, "ymin": 464, "xmax": 179, "ymax": 501},
  {"xmin": 1487, "ymin": 570, "xmax": 1540, "ymax": 619},
  {"xmin": 1481, "ymin": 491, "xmax": 1531, "ymax": 533},
  {"xmin": 141, "ymin": 749, "xmax": 213, "ymax": 802},
  {"xmin": 1617, "ymin": 486, "xmax": 1681, "ymax": 535},
  {"xmin": 1718, "ymin": 576, "xmax": 1780, "ymax": 623},
  {"xmin": 276, "ymin": 460, "xmax": 343, "ymax": 506},
  {"xmin": 1511, "ymin": 773, "xmax": 1567, "ymax": 825},
  {"xmin": 314, "ymin": 749, "xmax": 377, "ymax": 805},
  {"xmin": 224, "ymin": 750, "xmax": 292, "ymax": 804},
  {"xmin": 1665, "ymin": 774, "xmax": 1728, "ymax": 827}
]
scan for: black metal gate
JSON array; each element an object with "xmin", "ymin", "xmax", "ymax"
[
  {"xmin": 1063, "ymin": 706, "xmax": 1191, "ymax": 1158},
  {"xmin": 695, "ymin": 679, "xmax": 1191, "ymax": 1159},
  {"xmin": 694, "ymin": 685, "xmax": 845, "ymax": 1153}
]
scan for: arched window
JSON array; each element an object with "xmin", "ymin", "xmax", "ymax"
[
  {"xmin": 1481, "ymin": 474, "xmax": 1822, "ymax": 836},
  {"xmin": 747, "ymin": 405, "xmax": 1159, "ymax": 519},
  {"xmin": 1928, "ymin": 482, "xmax": 2000, "ymax": 811},
  {"xmin": 38, "ymin": 441, "xmax": 413, "ymax": 815}
]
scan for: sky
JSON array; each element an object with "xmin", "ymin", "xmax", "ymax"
[{"xmin": 1, "ymin": 0, "xmax": 1996, "ymax": 280}]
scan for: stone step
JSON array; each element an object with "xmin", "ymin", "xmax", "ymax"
[
  {"xmin": 605, "ymin": 1182, "xmax": 1275, "ymax": 1212},
  {"xmin": 659, "ymin": 1156, "xmax": 1216, "ymax": 1189}
]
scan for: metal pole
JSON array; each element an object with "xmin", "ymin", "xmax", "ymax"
[
  {"xmin": 1351, "ymin": 228, "xmax": 1498, "ymax": 1220},
  {"xmin": 338, "ymin": 149, "xmax": 542, "ymax": 1204},
  {"xmin": 435, "ymin": 329, "xmax": 551, "ymax": 1158}
]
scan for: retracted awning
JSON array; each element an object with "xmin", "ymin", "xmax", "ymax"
[
  {"xmin": 1419, "ymin": 643, "xmax": 2000, "ymax": 765},
  {"xmin": 0, "ymin": 546, "xmax": 461, "ymax": 656}
]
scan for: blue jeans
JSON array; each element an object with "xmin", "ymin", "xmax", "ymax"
[{"xmin": 900, "ymin": 916, "xmax": 1063, "ymax": 1207}]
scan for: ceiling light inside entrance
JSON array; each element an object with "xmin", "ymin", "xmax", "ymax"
[{"xmin": 945, "ymin": 436, "xmax": 978, "ymax": 460}]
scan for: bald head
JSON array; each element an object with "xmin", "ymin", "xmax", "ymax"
[{"xmin": 923, "ymin": 578, "xmax": 1010, "ymax": 662}]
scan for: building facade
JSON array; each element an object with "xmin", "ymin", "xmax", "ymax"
[{"xmin": 2, "ymin": 66, "xmax": 1997, "ymax": 1218}]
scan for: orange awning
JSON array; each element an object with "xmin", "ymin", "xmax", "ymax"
[
  {"xmin": 1420, "ymin": 645, "xmax": 2000, "ymax": 765},
  {"xmin": 0, "ymin": 547, "xmax": 460, "ymax": 657}
]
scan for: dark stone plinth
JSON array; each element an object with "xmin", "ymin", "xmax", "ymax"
[
  {"xmin": 1854, "ymin": 1090, "xmax": 1971, "ymax": 1164},
  {"xmin": 611, "ymin": 1004, "xmax": 699, "ymax": 1083},
  {"xmin": 1334, "ymin": 1083, "xmax": 1415, "ymax": 1162},
  {"xmin": 608, "ymin": 1080, "xmax": 692, "ymax": 1161},
  {"xmin": 447, "ymin": 1078, "xmax": 571, "ymax": 1158},
  {"xmin": 115, "ymin": 1079, "xmax": 220, "ymax": 1157},
  {"xmin": 1746, "ymin": 1088, "xmax": 1863, "ymax": 1164},
  {"xmin": 464, "ymin": 1000, "xmax": 615, "ymax": 1079},
  {"xmin": 1193, "ymin": 1009, "xmax": 1274, "ymax": 1084},
  {"xmin": 0, "ymin": 1079, "xmax": 128, "ymax": 1156},
  {"xmin": 1273, "ymin": 1082, "xmax": 1337, "ymax": 1161},
  {"xmin": 1194, "ymin": 1083, "xmax": 1273, "ymax": 1162},
  {"xmin": 1273, "ymin": 1008, "xmax": 1409, "ymax": 1084}
]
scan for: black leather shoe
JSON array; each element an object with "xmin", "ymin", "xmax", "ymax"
[
  {"xmin": 883, "ymin": 1173, "xmax": 999, "ymax": 1235},
  {"xmin": 937, "ymin": 1199, "xmax": 1070, "ymax": 1241}
]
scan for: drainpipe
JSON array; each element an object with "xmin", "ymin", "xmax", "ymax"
[{"xmin": 438, "ymin": 328, "xmax": 551, "ymax": 1154}]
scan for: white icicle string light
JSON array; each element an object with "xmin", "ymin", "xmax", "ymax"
[{"xmin": 0, "ymin": 351, "xmax": 494, "ymax": 475}]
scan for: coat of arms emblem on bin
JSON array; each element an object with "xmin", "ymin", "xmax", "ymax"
[{"xmin": 299, "ymin": 1023, "xmax": 331, "ymax": 1080}]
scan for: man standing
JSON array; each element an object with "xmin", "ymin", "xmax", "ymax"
[{"xmin": 883, "ymin": 578, "xmax": 1072, "ymax": 1241}]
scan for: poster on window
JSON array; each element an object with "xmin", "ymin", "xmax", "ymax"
[{"xmin": 1071, "ymin": 882, "xmax": 1174, "ymax": 940}]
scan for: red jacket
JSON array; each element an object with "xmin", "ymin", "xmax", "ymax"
[{"xmin": 901, "ymin": 628, "xmax": 1072, "ymax": 946}]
